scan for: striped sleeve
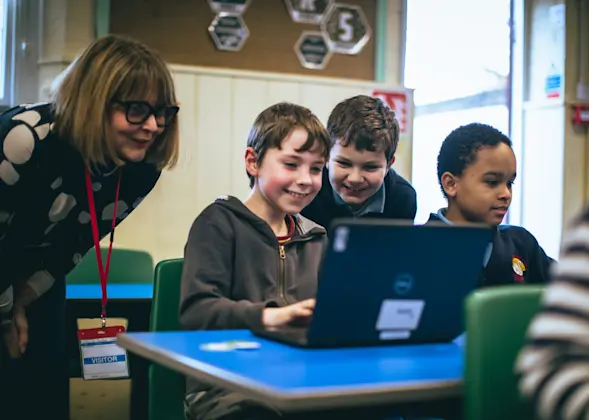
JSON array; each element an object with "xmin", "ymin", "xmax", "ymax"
[{"xmin": 516, "ymin": 212, "xmax": 589, "ymax": 420}]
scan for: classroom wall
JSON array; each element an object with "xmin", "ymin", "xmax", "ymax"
[
  {"xmin": 515, "ymin": 0, "xmax": 588, "ymax": 258},
  {"xmin": 38, "ymin": 0, "xmax": 95, "ymax": 101},
  {"xmin": 107, "ymin": 65, "xmax": 413, "ymax": 263},
  {"xmin": 516, "ymin": 0, "xmax": 566, "ymax": 258},
  {"xmin": 562, "ymin": 0, "xmax": 589, "ymax": 223}
]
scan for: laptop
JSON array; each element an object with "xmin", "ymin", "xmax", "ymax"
[{"xmin": 252, "ymin": 218, "xmax": 493, "ymax": 348}]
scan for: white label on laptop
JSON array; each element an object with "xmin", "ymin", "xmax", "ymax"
[
  {"xmin": 376, "ymin": 299, "xmax": 425, "ymax": 331},
  {"xmin": 332, "ymin": 226, "xmax": 349, "ymax": 252}
]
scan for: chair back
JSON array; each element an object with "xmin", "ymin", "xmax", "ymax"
[
  {"xmin": 67, "ymin": 248, "xmax": 154, "ymax": 284},
  {"xmin": 148, "ymin": 258, "xmax": 185, "ymax": 420},
  {"xmin": 465, "ymin": 285, "xmax": 545, "ymax": 420}
]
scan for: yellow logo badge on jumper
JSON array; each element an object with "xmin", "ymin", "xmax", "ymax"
[{"xmin": 512, "ymin": 257, "xmax": 526, "ymax": 276}]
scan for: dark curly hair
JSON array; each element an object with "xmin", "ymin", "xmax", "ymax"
[
  {"xmin": 326, "ymin": 95, "xmax": 399, "ymax": 162},
  {"xmin": 437, "ymin": 123, "xmax": 512, "ymax": 197}
]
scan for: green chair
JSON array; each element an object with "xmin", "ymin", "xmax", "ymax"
[
  {"xmin": 148, "ymin": 258, "xmax": 186, "ymax": 420},
  {"xmin": 465, "ymin": 285, "xmax": 545, "ymax": 420},
  {"xmin": 66, "ymin": 247, "xmax": 154, "ymax": 284}
]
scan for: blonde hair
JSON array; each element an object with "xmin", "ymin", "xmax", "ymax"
[{"xmin": 51, "ymin": 35, "xmax": 179, "ymax": 170}]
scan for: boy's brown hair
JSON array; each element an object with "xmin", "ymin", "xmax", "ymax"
[
  {"xmin": 52, "ymin": 34, "xmax": 180, "ymax": 171},
  {"xmin": 327, "ymin": 95, "xmax": 399, "ymax": 162},
  {"xmin": 246, "ymin": 102, "xmax": 332, "ymax": 187}
]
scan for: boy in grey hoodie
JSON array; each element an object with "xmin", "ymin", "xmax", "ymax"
[{"xmin": 179, "ymin": 102, "xmax": 333, "ymax": 420}]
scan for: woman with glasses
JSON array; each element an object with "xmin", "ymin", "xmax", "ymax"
[{"xmin": 0, "ymin": 34, "xmax": 180, "ymax": 418}]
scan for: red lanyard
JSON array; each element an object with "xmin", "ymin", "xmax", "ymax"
[{"xmin": 84, "ymin": 168, "xmax": 122, "ymax": 328}]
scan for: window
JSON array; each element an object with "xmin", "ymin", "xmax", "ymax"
[
  {"xmin": 0, "ymin": 0, "xmax": 42, "ymax": 109},
  {"xmin": 405, "ymin": 0, "xmax": 513, "ymax": 224}
]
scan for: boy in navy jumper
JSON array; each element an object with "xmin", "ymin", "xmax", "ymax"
[
  {"xmin": 301, "ymin": 95, "xmax": 416, "ymax": 232},
  {"xmin": 428, "ymin": 123, "xmax": 553, "ymax": 286}
]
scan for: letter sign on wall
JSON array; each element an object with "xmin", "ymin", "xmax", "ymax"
[
  {"xmin": 320, "ymin": 3, "xmax": 371, "ymax": 55},
  {"xmin": 208, "ymin": 14, "xmax": 250, "ymax": 52},
  {"xmin": 208, "ymin": 0, "xmax": 251, "ymax": 15},
  {"xmin": 285, "ymin": 0, "xmax": 334, "ymax": 24},
  {"xmin": 295, "ymin": 31, "xmax": 333, "ymax": 70}
]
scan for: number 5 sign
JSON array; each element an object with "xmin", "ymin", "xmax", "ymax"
[
  {"xmin": 321, "ymin": 4, "xmax": 371, "ymax": 55},
  {"xmin": 372, "ymin": 89, "xmax": 411, "ymax": 134}
]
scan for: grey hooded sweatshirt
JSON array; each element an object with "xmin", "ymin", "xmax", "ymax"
[{"xmin": 179, "ymin": 195, "xmax": 327, "ymax": 419}]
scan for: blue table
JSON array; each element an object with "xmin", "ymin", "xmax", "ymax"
[
  {"xmin": 66, "ymin": 283, "xmax": 153, "ymax": 300},
  {"xmin": 117, "ymin": 329, "xmax": 464, "ymax": 412}
]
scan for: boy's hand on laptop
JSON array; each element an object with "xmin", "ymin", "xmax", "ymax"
[{"xmin": 262, "ymin": 299, "xmax": 315, "ymax": 328}]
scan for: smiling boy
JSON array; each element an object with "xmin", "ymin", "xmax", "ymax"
[
  {"xmin": 179, "ymin": 102, "xmax": 332, "ymax": 420},
  {"xmin": 301, "ymin": 95, "xmax": 416, "ymax": 232},
  {"xmin": 428, "ymin": 123, "xmax": 553, "ymax": 286}
]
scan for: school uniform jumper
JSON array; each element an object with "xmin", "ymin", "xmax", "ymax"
[
  {"xmin": 0, "ymin": 103, "xmax": 161, "ymax": 419},
  {"xmin": 427, "ymin": 210, "xmax": 554, "ymax": 287},
  {"xmin": 301, "ymin": 167, "xmax": 417, "ymax": 233},
  {"xmin": 179, "ymin": 195, "xmax": 327, "ymax": 420}
]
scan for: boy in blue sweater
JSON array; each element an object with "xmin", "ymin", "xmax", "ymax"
[
  {"xmin": 302, "ymin": 95, "xmax": 416, "ymax": 232},
  {"xmin": 428, "ymin": 123, "xmax": 553, "ymax": 286}
]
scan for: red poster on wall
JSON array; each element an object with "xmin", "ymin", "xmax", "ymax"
[{"xmin": 371, "ymin": 89, "xmax": 409, "ymax": 134}]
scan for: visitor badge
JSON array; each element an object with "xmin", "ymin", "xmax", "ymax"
[{"xmin": 78, "ymin": 325, "xmax": 129, "ymax": 380}]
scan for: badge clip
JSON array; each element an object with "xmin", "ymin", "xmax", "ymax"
[{"xmin": 101, "ymin": 304, "xmax": 107, "ymax": 330}]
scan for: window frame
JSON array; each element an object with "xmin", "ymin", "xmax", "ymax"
[{"xmin": 0, "ymin": 0, "xmax": 15, "ymax": 109}]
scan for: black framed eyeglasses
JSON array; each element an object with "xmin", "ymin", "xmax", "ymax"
[{"xmin": 114, "ymin": 100, "xmax": 179, "ymax": 128}]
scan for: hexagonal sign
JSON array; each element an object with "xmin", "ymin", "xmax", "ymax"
[
  {"xmin": 320, "ymin": 3, "xmax": 372, "ymax": 55},
  {"xmin": 295, "ymin": 31, "xmax": 333, "ymax": 70},
  {"xmin": 208, "ymin": 13, "xmax": 250, "ymax": 52},
  {"xmin": 284, "ymin": 0, "xmax": 334, "ymax": 25},
  {"xmin": 208, "ymin": 0, "xmax": 251, "ymax": 15}
]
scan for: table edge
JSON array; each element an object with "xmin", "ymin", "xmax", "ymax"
[
  {"xmin": 67, "ymin": 297, "xmax": 151, "ymax": 301},
  {"xmin": 117, "ymin": 333, "xmax": 463, "ymax": 411},
  {"xmin": 66, "ymin": 284, "xmax": 153, "ymax": 301}
]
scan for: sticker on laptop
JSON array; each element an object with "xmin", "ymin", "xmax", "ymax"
[
  {"xmin": 200, "ymin": 340, "xmax": 261, "ymax": 352},
  {"xmin": 332, "ymin": 226, "xmax": 350, "ymax": 252},
  {"xmin": 375, "ymin": 299, "xmax": 425, "ymax": 331}
]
